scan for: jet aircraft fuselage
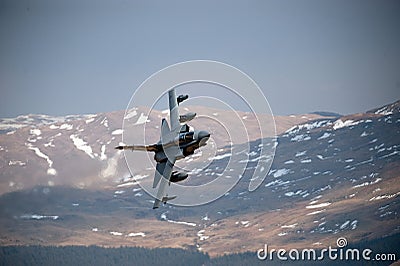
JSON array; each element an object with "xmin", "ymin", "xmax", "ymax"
[
  {"xmin": 153, "ymin": 130, "xmax": 210, "ymax": 162},
  {"xmin": 115, "ymin": 89, "xmax": 211, "ymax": 208}
]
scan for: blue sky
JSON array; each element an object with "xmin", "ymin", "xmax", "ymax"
[{"xmin": 1, "ymin": 0, "xmax": 399, "ymax": 117}]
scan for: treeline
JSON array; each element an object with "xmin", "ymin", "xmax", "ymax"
[
  {"xmin": 0, "ymin": 233, "xmax": 398, "ymax": 266},
  {"xmin": 0, "ymin": 245, "xmax": 208, "ymax": 266}
]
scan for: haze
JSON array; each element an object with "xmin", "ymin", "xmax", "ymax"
[{"xmin": 1, "ymin": 0, "xmax": 399, "ymax": 117}]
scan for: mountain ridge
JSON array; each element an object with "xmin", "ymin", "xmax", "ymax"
[{"xmin": 0, "ymin": 99, "xmax": 399, "ymax": 257}]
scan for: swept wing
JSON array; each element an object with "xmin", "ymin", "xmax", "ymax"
[{"xmin": 152, "ymin": 89, "xmax": 181, "ymax": 208}]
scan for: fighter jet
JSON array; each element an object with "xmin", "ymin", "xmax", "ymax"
[{"xmin": 116, "ymin": 89, "xmax": 210, "ymax": 209}]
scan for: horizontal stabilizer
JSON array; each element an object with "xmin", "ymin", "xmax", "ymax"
[
  {"xmin": 162, "ymin": 195, "xmax": 177, "ymax": 203},
  {"xmin": 152, "ymin": 196, "xmax": 176, "ymax": 209},
  {"xmin": 179, "ymin": 112, "xmax": 196, "ymax": 123}
]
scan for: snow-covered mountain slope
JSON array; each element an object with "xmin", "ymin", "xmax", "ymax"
[
  {"xmin": 0, "ymin": 106, "xmax": 329, "ymax": 195},
  {"xmin": 0, "ymin": 111, "xmax": 126, "ymax": 193},
  {"xmin": 0, "ymin": 100, "xmax": 399, "ymax": 256}
]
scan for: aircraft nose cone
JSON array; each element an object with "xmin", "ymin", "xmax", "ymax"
[{"xmin": 198, "ymin": 130, "xmax": 210, "ymax": 139}]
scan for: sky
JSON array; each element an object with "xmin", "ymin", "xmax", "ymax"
[{"xmin": 0, "ymin": 0, "xmax": 399, "ymax": 117}]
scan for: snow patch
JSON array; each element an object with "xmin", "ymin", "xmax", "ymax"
[
  {"xmin": 306, "ymin": 202, "xmax": 331, "ymax": 209},
  {"xmin": 318, "ymin": 132, "xmax": 331, "ymax": 140},
  {"xmin": 291, "ymin": 134, "xmax": 311, "ymax": 142},
  {"xmin": 9, "ymin": 160, "xmax": 26, "ymax": 166},
  {"xmin": 135, "ymin": 113, "xmax": 149, "ymax": 125},
  {"xmin": 333, "ymin": 119, "xmax": 361, "ymax": 130},
  {"xmin": 112, "ymin": 129, "xmax": 123, "ymax": 135},
  {"xmin": 307, "ymin": 209, "xmax": 326, "ymax": 215},
  {"xmin": 20, "ymin": 214, "xmax": 59, "ymax": 220},
  {"xmin": 70, "ymin": 134, "xmax": 94, "ymax": 159},
  {"xmin": 239, "ymin": 221, "xmax": 250, "ymax": 227},
  {"xmin": 285, "ymin": 120, "xmax": 331, "ymax": 135},
  {"xmin": 374, "ymin": 106, "xmax": 393, "ymax": 116},
  {"xmin": 379, "ymin": 151, "xmax": 399, "ymax": 159},
  {"xmin": 281, "ymin": 223, "xmax": 298, "ymax": 229},
  {"xmin": 340, "ymin": 220, "xmax": 350, "ymax": 230},
  {"xmin": 26, "ymin": 144, "xmax": 57, "ymax": 175},
  {"xmin": 124, "ymin": 108, "xmax": 138, "ymax": 120},
  {"xmin": 160, "ymin": 212, "xmax": 196, "ymax": 227},
  {"xmin": 131, "ymin": 174, "xmax": 148, "ymax": 181},
  {"xmin": 44, "ymin": 139, "xmax": 55, "ymax": 148},
  {"xmin": 269, "ymin": 168, "xmax": 290, "ymax": 178},
  {"xmin": 116, "ymin": 182, "xmax": 138, "ymax": 188},
  {"xmin": 127, "ymin": 232, "xmax": 146, "ymax": 237},
  {"xmin": 360, "ymin": 131, "xmax": 370, "ymax": 137},
  {"xmin": 369, "ymin": 192, "xmax": 400, "ymax": 201},
  {"xmin": 295, "ymin": 150, "xmax": 307, "ymax": 157},
  {"xmin": 285, "ymin": 190, "xmax": 309, "ymax": 197},
  {"xmin": 47, "ymin": 168, "xmax": 57, "ymax": 175},
  {"xmin": 100, "ymin": 117, "xmax": 108, "ymax": 128},
  {"xmin": 60, "ymin": 124, "xmax": 73, "ymax": 130},
  {"xmin": 30, "ymin": 128, "xmax": 41, "ymax": 136},
  {"xmin": 352, "ymin": 178, "xmax": 382, "ymax": 188},
  {"xmin": 197, "ymin": 230, "xmax": 209, "ymax": 241},
  {"xmin": 284, "ymin": 160, "xmax": 294, "ymax": 164},
  {"xmin": 209, "ymin": 153, "xmax": 231, "ymax": 161},
  {"xmin": 339, "ymin": 220, "xmax": 358, "ymax": 230},
  {"xmin": 202, "ymin": 214, "xmax": 210, "ymax": 221},
  {"xmin": 85, "ymin": 114, "xmax": 97, "ymax": 124},
  {"xmin": 265, "ymin": 179, "xmax": 290, "ymax": 188},
  {"xmin": 350, "ymin": 220, "xmax": 358, "ymax": 230},
  {"xmin": 100, "ymin": 145, "xmax": 107, "ymax": 160}
]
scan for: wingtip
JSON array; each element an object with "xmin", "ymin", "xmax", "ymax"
[
  {"xmin": 115, "ymin": 146, "xmax": 124, "ymax": 150},
  {"xmin": 153, "ymin": 199, "xmax": 161, "ymax": 209}
]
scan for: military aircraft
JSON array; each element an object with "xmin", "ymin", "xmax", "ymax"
[{"xmin": 116, "ymin": 89, "xmax": 210, "ymax": 209}]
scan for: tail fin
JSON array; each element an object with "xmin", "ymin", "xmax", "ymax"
[{"xmin": 160, "ymin": 118, "xmax": 174, "ymax": 143}]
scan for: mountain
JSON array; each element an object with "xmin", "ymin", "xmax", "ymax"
[
  {"xmin": 0, "ymin": 106, "xmax": 327, "ymax": 195},
  {"xmin": 0, "ymin": 100, "xmax": 399, "ymax": 259}
]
